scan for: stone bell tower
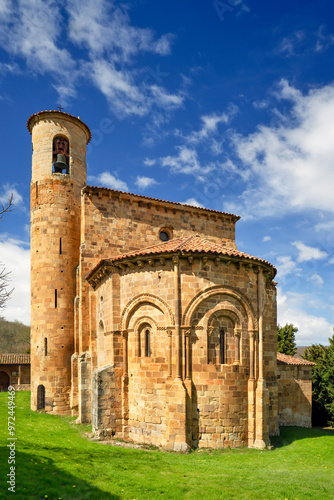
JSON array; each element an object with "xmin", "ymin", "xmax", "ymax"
[{"xmin": 28, "ymin": 110, "xmax": 91, "ymax": 414}]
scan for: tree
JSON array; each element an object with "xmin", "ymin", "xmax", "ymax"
[
  {"xmin": 303, "ymin": 336, "xmax": 334, "ymax": 426},
  {"xmin": 0, "ymin": 194, "xmax": 13, "ymax": 310},
  {"xmin": 277, "ymin": 323, "xmax": 298, "ymax": 356}
]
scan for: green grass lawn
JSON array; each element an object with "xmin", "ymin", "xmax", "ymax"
[{"xmin": 0, "ymin": 392, "xmax": 333, "ymax": 499}]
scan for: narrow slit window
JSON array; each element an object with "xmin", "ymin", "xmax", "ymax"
[
  {"xmin": 145, "ymin": 329, "xmax": 151, "ymax": 357},
  {"xmin": 37, "ymin": 385, "xmax": 45, "ymax": 410},
  {"xmin": 44, "ymin": 337, "xmax": 47, "ymax": 356},
  {"xmin": 55, "ymin": 289, "xmax": 58, "ymax": 308},
  {"xmin": 59, "ymin": 237, "xmax": 62, "ymax": 255},
  {"xmin": 219, "ymin": 328, "xmax": 226, "ymax": 364}
]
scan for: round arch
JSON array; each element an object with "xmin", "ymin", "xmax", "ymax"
[
  {"xmin": 121, "ymin": 293, "xmax": 175, "ymax": 330},
  {"xmin": 182, "ymin": 285, "xmax": 257, "ymax": 330}
]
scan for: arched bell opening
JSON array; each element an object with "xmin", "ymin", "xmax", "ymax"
[{"xmin": 52, "ymin": 136, "xmax": 70, "ymax": 174}]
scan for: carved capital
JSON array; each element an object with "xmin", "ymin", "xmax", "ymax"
[
  {"xmin": 181, "ymin": 327, "xmax": 192, "ymax": 337},
  {"xmin": 172, "ymin": 255, "xmax": 179, "ymax": 264},
  {"xmin": 234, "ymin": 328, "xmax": 242, "ymax": 338}
]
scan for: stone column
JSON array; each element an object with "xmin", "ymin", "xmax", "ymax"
[
  {"xmin": 185, "ymin": 329, "xmax": 191, "ymax": 380},
  {"xmin": 254, "ymin": 268, "xmax": 270, "ymax": 449},
  {"xmin": 165, "ymin": 255, "xmax": 189, "ymax": 452},
  {"xmin": 122, "ymin": 331, "xmax": 129, "ymax": 439},
  {"xmin": 248, "ymin": 329, "xmax": 257, "ymax": 447},
  {"xmin": 234, "ymin": 328, "xmax": 241, "ymax": 364},
  {"xmin": 173, "ymin": 255, "xmax": 182, "ymax": 379},
  {"xmin": 167, "ymin": 329, "xmax": 173, "ymax": 377}
]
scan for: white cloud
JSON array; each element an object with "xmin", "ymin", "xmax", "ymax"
[
  {"xmin": 182, "ymin": 198, "xmax": 205, "ymax": 208},
  {"xmin": 135, "ymin": 176, "xmax": 158, "ymax": 189},
  {"xmin": 228, "ymin": 80, "xmax": 334, "ymax": 218},
  {"xmin": 308, "ymin": 273, "xmax": 324, "ymax": 287},
  {"xmin": 90, "ymin": 59, "xmax": 148, "ymax": 117},
  {"xmin": 0, "ymin": 0, "xmax": 179, "ymax": 115},
  {"xmin": 184, "ymin": 108, "xmax": 237, "ymax": 146},
  {"xmin": 292, "ymin": 241, "xmax": 328, "ymax": 262},
  {"xmin": 143, "ymin": 158, "xmax": 157, "ymax": 167},
  {"xmin": 0, "ymin": 184, "xmax": 24, "ymax": 210},
  {"xmin": 67, "ymin": 0, "xmax": 174, "ymax": 60},
  {"xmin": 278, "ymin": 31, "xmax": 304, "ymax": 56},
  {"xmin": 277, "ymin": 288, "xmax": 332, "ymax": 345},
  {"xmin": 276, "ymin": 255, "xmax": 301, "ymax": 278},
  {"xmin": 0, "ymin": 240, "xmax": 30, "ymax": 325},
  {"xmin": 315, "ymin": 25, "xmax": 334, "ymax": 52},
  {"xmin": 150, "ymin": 85, "xmax": 184, "ymax": 111},
  {"xmin": 160, "ymin": 146, "xmax": 215, "ymax": 178},
  {"xmin": 88, "ymin": 171, "xmax": 128, "ymax": 192},
  {"xmin": 262, "ymin": 236, "xmax": 271, "ymax": 242},
  {"xmin": 0, "ymin": 0, "xmax": 76, "ymax": 81}
]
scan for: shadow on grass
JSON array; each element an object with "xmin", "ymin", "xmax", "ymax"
[
  {"xmin": 0, "ymin": 447, "xmax": 119, "ymax": 500},
  {"xmin": 271, "ymin": 426, "xmax": 334, "ymax": 448}
]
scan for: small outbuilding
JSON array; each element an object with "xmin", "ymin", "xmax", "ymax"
[
  {"xmin": 277, "ymin": 352, "xmax": 315, "ymax": 428},
  {"xmin": 0, "ymin": 354, "xmax": 31, "ymax": 391}
]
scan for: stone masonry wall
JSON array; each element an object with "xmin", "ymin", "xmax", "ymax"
[
  {"xmin": 91, "ymin": 252, "xmax": 277, "ymax": 449},
  {"xmin": 277, "ymin": 365, "xmax": 312, "ymax": 427},
  {"xmin": 79, "ymin": 189, "xmax": 238, "ymax": 354},
  {"xmin": 30, "ymin": 112, "xmax": 89, "ymax": 415}
]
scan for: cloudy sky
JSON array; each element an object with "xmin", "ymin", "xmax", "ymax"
[{"xmin": 0, "ymin": 0, "xmax": 334, "ymax": 345}]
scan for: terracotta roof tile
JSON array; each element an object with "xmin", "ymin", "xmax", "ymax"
[
  {"xmin": 83, "ymin": 185, "xmax": 240, "ymax": 220},
  {"xmin": 277, "ymin": 352, "xmax": 315, "ymax": 366},
  {"xmin": 0, "ymin": 354, "xmax": 30, "ymax": 364},
  {"xmin": 27, "ymin": 110, "xmax": 92, "ymax": 143},
  {"xmin": 110, "ymin": 235, "xmax": 275, "ymax": 267},
  {"xmin": 87, "ymin": 235, "xmax": 276, "ymax": 284}
]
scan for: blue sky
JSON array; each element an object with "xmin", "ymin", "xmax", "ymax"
[{"xmin": 0, "ymin": 0, "xmax": 334, "ymax": 345}]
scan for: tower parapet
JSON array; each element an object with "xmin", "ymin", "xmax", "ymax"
[{"xmin": 28, "ymin": 110, "xmax": 90, "ymax": 414}]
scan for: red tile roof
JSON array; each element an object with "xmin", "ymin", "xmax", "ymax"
[
  {"xmin": 110, "ymin": 235, "xmax": 275, "ymax": 267},
  {"xmin": 27, "ymin": 110, "xmax": 92, "ymax": 143},
  {"xmin": 83, "ymin": 185, "xmax": 241, "ymax": 220},
  {"xmin": 87, "ymin": 235, "xmax": 276, "ymax": 284},
  {"xmin": 0, "ymin": 354, "xmax": 30, "ymax": 364},
  {"xmin": 277, "ymin": 352, "xmax": 315, "ymax": 366}
]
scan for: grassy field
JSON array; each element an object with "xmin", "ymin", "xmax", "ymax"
[{"xmin": 0, "ymin": 392, "xmax": 333, "ymax": 499}]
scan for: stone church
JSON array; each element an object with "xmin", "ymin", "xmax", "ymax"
[{"xmin": 28, "ymin": 110, "xmax": 313, "ymax": 451}]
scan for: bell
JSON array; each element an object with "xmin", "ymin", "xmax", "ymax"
[{"xmin": 54, "ymin": 154, "xmax": 68, "ymax": 173}]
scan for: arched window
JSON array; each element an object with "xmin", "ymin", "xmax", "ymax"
[
  {"xmin": 219, "ymin": 328, "xmax": 226, "ymax": 364},
  {"xmin": 52, "ymin": 136, "xmax": 70, "ymax": 174},
  {"xmin": 145, "ymin": 328, "xmax": 151, "ymax": 357},
  {"xmin": 37, "ymin": 384, "xmax": 45, "ymax": 410}
]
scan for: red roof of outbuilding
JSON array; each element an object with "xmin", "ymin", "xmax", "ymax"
[
  {"xmin": 0, "ymin": 354, "xmax": 30, "ymax": 364},
  {"xmin": 277, "ymin": 352, "xmax": 315, "ymax": 366}
]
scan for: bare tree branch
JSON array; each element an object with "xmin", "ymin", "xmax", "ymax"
[
  {"xmin": 0, "ymin": 194, "xmax": 14, "ymax": 309},
  {"xmin": 0, "ymin": 193, "xmax": 13, "ymax": 220},
  {"xmin": 0, "ymin": 265, "xmax": 13, "ymax": 309}
]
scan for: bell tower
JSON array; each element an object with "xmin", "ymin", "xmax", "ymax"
[{"xmin": 28, "ymin": 110, "xmax": 91, "ymax": 414}]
